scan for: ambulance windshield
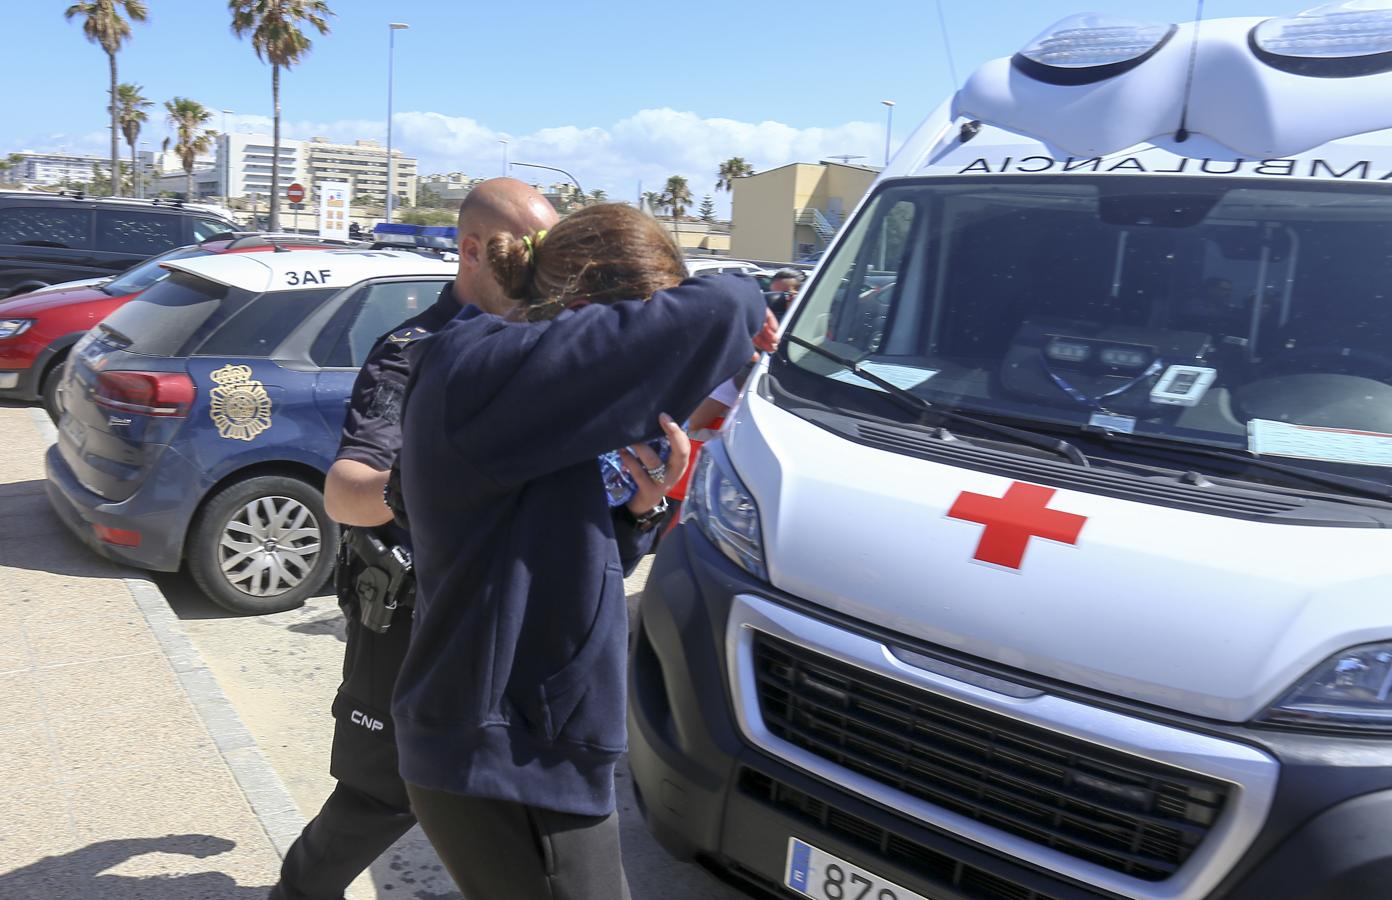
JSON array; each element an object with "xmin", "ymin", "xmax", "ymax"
[{"xmin": 782, "ymin": 176, "xmax": 1392, "ymax": 478}]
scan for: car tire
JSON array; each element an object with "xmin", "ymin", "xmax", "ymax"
[
  {"xmin": 188, "ymin": 475, "xmax": 338, "ymax": 615},
  {"xmin": 41, "ymin": 353, "xmax": 67, "ymax": 422}
]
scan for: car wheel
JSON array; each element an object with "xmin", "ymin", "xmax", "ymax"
[
  {"xmin": 188, "ymin": 475, "xmax": 338, "ymax": 615},
  {"xmin": 41, "ymin": 353, "xmax": 68, "ymax": 422}
]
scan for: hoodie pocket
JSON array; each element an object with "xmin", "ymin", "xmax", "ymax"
[{"xmin": 532, "ymin": 563, "xmax": 626, "ymax": 746}]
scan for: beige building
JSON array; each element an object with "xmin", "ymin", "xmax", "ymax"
[
  {"xmin": 302, "ymin": 137, "xmax": 417, "ymax": 207},
  {"xmin": 665, "ymin": 219, "xmax": 731, "ymax": 254},
  {"xmin": 730, "ymin": 161, "xmax": 880, "ymax": 262},
  {"xmin": 419, "ymin": 172, "xmax": 483, "ymax": 204}
]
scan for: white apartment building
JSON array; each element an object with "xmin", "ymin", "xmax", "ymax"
[
  {"xmin": 205, "ymin": 133, "xmax": 417, "ymax": 206},
  {"xmin": 301, "ymin": 137, "xmax": 417, "ymax": 207},
  {"xmin": 9, "ymin": 151, "xmax": 112, "ymax": 186},
  {"xmin": 218, "ymin": 132, "xmax": 305, "ymax": 201}
]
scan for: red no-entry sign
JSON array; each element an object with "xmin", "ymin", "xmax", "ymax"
[{"xmin": 286, "ymin": 182, "xmax": 306, "ymax": 204}]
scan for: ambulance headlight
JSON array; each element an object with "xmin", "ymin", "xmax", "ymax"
[
  {"xmin": 1013, "ymin": 14, "xmax": 1176, "ymax": 85},
  {"xmin": 1251, "ymin": 1, "xmax": 1392, "ymax": 76},
  {"xmin": 1260, "ymin": 641, "xmax": 1392, "ymax": 732},
  {"xmin": 681, "ymin": 439, "xmax": 767, "ymax": 580}
]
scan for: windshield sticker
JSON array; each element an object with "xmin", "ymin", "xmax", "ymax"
[
  {"xmin": 828, "ymin": 363, "xmax": 937, "ymax": 393},
  {"xmin": 1087, "ymin": 412, "xmax": 1136, "ymax": 434},
  {"xmin": 1248, "ymin": 419, "xmax": 1392, "ymax": 468},
  {"xmin": 953, "ymin": 156, "xmax": 1392, "ymax": 181}
]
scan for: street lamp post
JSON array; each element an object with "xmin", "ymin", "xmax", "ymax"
[
  {"xmin": 385, "ymin": 22, "xmax": 410, "ymax": 224},
  {"xmin": 881, "ymin": 100, "xmax": 895, "ymax": 167},
  {"xmin": 499, "ymin": 139, "xmax": 510, "ymax": 177}
]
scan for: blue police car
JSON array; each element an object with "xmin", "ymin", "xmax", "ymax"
[{"xmin": 45, "ymin": 248, "xmax": 456, "ymax": 614}]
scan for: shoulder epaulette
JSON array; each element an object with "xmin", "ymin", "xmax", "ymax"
[{"xmin": 385, "ymin": 326, "xmax": 430, "ymax": 347}]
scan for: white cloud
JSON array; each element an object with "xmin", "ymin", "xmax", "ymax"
[{"xmin": 11, "ymin": 107, "xmax": 887, "ymax": 214}]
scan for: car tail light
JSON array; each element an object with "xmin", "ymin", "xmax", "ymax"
[
  {"xmin": 92, "ymin": 523, "xmax": 141, "ymax": 547},
  {"xmin": 94, "ymin": 371, "xmax": 195, "ymax": 417}
]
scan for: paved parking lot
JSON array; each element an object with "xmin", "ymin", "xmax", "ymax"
[
  {"xmin": 0, "ymin": 402, "xmax": 751, "ymax": 899},
  {"xmin": 157, "ymin": 562, "xmax": 751, "ymax": 900}
]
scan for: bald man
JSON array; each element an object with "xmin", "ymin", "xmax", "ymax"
[{"xmin": 270, "ymin": 179, "xmax": 684, "ymax": 900}]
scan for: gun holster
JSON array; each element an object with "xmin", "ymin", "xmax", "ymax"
[{"xmin": 337, "ymin": 527, "xmax": 414, "ymax": 634}]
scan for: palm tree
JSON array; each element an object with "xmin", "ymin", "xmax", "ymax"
[
  {"xmin": 166, "ymin": 97, "xmax": 216, "ymax": 199},
  {"xmin": 588, "ymin": 188, "xmax": 607, "ymax": 204},
  {"xmin": 716, "ymin": 156, "xmax": 753, "ymax": 193},
  {"xmin": 0, "ymin": 153, "xmax": 24, "ymax": 185},
  {"xmin": 229, "ymin": 0, "xmax": 334, "ymax": 230},
  {"xmin": 116, "ymin": 82, "xmax": 152, "ymax": 198},
  {"xmin": 663, "ymin": 175, "xmax": 693, "ymax": 220},
  {"xmin": 64, "ymin": 1, "xmax": 149, "ymax": 197},
  {"xmin": 641, "ymin": 191, "xmax": 664, "ymax": 214}
]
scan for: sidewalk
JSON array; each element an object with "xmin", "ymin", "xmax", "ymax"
[{"xmin": 0, "ymin": 404, "xmax": 297, "ymax": 899}]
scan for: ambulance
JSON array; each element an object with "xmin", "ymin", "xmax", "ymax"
[{"xmin": 629, "ymin": 5, "xmax": 1392, "ymax": 899}]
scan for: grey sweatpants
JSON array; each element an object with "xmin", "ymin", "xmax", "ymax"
[{"xmin": 405, "ymin": 783, "xmax": 632, "ymax": 900}]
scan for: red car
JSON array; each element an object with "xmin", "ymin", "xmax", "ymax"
[{"xmin": 0, "ymin": 234, "xmax": 355, "ymax": 418}]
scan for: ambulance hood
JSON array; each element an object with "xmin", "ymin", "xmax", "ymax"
[{"xmin": 726, "ymin": 383, "xmax": 1392, "ymax": 723}]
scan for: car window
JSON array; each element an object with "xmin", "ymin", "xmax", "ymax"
[
  {"xmin": 192, "ymin": 218, "xmax": 232, "ymax": 242},
  {"xmin": 97, "ymin": 272, "xmax": 231, "ymax": 356},
  {"xmin": 95, "ymin": 210, "xmax": 182, "ymax": 255},
  {"xmin": 312, "ymin": 279, "xmax": 448, "ymax": 368},
  {"xmin": 104, "ymin": 245, "xmax": 210, "ymax": 295},
  {"xmin": 0, "ymin": 206, "xmax": 90, "ymax": 249},
  {"xmin": 196, "ymin": 288, "xmax": 337, "ymax": 357}
]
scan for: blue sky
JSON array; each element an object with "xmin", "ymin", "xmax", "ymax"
[{"xmin": 4, "ymin": 0, "xmax": 1315, "ymax": 204}]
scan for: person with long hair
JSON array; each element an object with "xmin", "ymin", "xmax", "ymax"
[{"xmin": 394, "ymin": 203, "xmax": 774, "ymax": 898}]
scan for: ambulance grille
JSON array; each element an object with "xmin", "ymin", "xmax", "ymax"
[
  {"xmin": 752, "ymin": 634, "xmax": 1229, "ymax": 882},
  {"xmin": 737, "ymin": 769, "xmax": 1106, "ymax": 900}
]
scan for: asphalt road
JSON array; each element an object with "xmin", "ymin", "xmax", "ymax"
[{"xmin": 156, "ymin": 558, "xmax": 756, "ymax": 900}]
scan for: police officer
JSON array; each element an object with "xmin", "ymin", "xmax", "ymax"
[{"xmin": 269, "ymin": 178, "xmax": 685, "ymax": 900}]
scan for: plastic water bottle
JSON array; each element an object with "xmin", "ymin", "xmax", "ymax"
[{"xmin": 598, "ymin": 437, "xmax": 671, "ymax": 507}]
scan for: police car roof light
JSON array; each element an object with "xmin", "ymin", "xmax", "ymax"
[
  {"xmin": 1250, "ymin": 0, "xmax": 1392, "ymax": 76},
  {"xmin": 1013, "ymin": 14, "xmax": 1176, "ymax": 85}
]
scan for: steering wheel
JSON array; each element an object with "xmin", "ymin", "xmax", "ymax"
[{"xmin": 1260, "ymin": 346, "xmax": 1392, "ymax": 383}]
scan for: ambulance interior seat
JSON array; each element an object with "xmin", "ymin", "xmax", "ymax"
[{"xmin": 1261, "ymin": 223, "xmax": 1392, "ymax": 381}]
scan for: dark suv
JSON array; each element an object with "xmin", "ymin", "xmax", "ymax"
[{"xmin": 0, "ymin": 191, "xmax": 238, "ymax": 299}]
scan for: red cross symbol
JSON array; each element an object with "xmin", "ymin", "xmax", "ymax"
[{"xmin": 947, "ymin": 482, "xmax": 1087, "ymax": 570}]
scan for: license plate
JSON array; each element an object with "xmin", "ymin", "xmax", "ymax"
[{"xmin": 784, "ymin": 837, "xmax": 933, "ymax": 900}]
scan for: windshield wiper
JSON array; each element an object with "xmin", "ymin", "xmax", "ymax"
[
  {"xmin": 1076, "ymin": 428, "xmax": 1392, "ymax": 503},
  {"xmin": 784, "ymin": 335, "xmax": 1090, "ymax": 467}
]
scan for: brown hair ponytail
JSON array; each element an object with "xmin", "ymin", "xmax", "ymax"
[{"xmin": 486, "ymin": 203, "xmax": 688, "ymax": 321}]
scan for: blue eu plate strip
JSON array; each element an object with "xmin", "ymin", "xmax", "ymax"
[{"xmin": 788, "ymin": 839, "xmax": 812, "ymax": 893}]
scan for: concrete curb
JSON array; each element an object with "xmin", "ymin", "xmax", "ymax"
[{"xmin": 27, "ymin": 407, "xmax": 306, "ymax": 858}]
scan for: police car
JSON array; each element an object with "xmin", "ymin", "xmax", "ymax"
[
  {"xmin": 45, "ymin": 249, "xmax": 455, "ymax": 614},
  {"xmin": 633, "ymin": 5, "xmax": 1392, "ymax": 900}
]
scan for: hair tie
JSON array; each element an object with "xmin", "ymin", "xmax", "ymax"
[{"xmin": 521, "ymin": 229, "xmax": 548, "ymax": 264}]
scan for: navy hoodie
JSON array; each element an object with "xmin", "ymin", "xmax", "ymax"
[{"xmin": 394, "ymin": 274, "xmax": 766, "ymax": 816}]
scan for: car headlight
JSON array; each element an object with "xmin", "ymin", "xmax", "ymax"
[
  {"xmin": 1259, "ymin": 641, "xmax": 1392, "ymax": 731},
  {"xmin": 681, "ymin": 439, "xmax": 767, "ymax": 579},
  {"xmin": 0, "ymin": 318, "xmax": 34, "ymax": 340}
]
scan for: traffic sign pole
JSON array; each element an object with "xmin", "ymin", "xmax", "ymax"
[{"xmin": 286, "ymin": 183, "xmax": 306, "ymax": 235}]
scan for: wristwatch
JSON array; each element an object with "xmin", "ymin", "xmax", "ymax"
[{"xmin": 628, "ymin": 497, "xmax": 669, "ymax": 533}]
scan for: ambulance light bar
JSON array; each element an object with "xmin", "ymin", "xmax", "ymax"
[
  {"xmin": 1251, "ymin": 0, "xmax": 1392, "ymax": 76},
  {"xmin": 1013, "ymin": 14, "xmax": 1176, "ymax": 85}
]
